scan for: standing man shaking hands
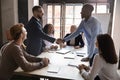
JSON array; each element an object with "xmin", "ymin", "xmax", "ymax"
[
  {"xmin": 63, "ymin": 4, "xmax": 102, "ymax": 66},
  {"xmin": 25, "ymin": 6, "xmax": 62, "ymax": 56}
]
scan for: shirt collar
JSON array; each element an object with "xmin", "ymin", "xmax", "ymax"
[
  {"xmin": 87, "ymin": 16, "xmax": 93, "ymax": 22},
  {"xmin": 33, "ymin": 16, "xmax": 40, "ymax": 21}
]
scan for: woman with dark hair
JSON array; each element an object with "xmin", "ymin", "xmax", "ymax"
[
  {"xmin": 0, "ymin": 23, "xmax": 49, "ymax": 80},
  {"xmin": 43, "ymin": 24, "xmax": 58, "ymax": 50},
  {"xmin": 78, "ymin": 34, "xmax": 120, "ymax": 80}
]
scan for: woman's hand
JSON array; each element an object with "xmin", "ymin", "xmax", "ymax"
[
  {"xmin": 50, "ymin": 45, "xmax": 55, "ymax": 49},
  {"xmin": 78, "ymin": 64, "xmax": 90, "ymax": 73},
  {"xmin": 82, "ymin": 64, "xmax": 90, "ymax": 72},
  {"xmin": 78, "ymin": 64, "xmax": 84, "ymax": 70},
  {"xmin": 53, "ymin": 45, "xmax": 58, "ymax": 50},
  {"xmin": 74, "ymin": 46, "xmax": 80, "ymax": 49}
]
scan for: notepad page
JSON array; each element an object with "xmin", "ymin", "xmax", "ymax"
[{"xmin": 47, "ymin": 65, "xmax": 60, "ymax": 73}]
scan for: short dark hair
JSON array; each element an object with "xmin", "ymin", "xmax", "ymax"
[
  {"xmin": 10, "ymin": 23, "xmax": 24, "ymax": 41},
  {"xmin": 97, "ymin": 34, "xmax": 117, "ymax": 64},
  {"xmin": 32, "ymin": 6, "xmax": 42, "ymax": 13},
  {"xmin": 83, "ymin": 4, "xmax": 94, "ymax": 12}
]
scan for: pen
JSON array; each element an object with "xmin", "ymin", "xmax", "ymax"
[{"xmin": 77, "ymin": 55, "xmax": 84, "ymax": 57}]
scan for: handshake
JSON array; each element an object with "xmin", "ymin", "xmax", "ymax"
[
  {"xmin": 56, "ymin": 38, "xmax": 66, "ymax": 48},
  {"xmin": 56, "ymin": 38, "xmax": 64, "ymax": 44}
]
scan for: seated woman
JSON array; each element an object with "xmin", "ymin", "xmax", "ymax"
[
  {"xmin": 0, "ymin": 23, "xmax": 49, "ymax": 80},
  {"xmin": 43, "ymin": 24, "xmax": 58, "ymax": 50},
  {"xmin": 78, "ymin": 34, "xmax": 120, "ymax": 80},
  {"xmin": 64, "ymin": 25, "xmax": 84, "ymax": 49}
]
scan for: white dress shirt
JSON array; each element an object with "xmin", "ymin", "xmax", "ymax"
[
  {"xmin": 81, "ymin": 54, "xmax": 120, "ymax": 80},
  {"xmin": 44, "ymin": 34, "xmax": 54, "ymax": 49}
]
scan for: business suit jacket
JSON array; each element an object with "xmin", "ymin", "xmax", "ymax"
[
  {"xmin": 25, "ymin": 17, "xmax": 55, "ymax": 56},
  {"xmin": 64, "ymin": 33, "xmax": 84, "ymax": 47}
]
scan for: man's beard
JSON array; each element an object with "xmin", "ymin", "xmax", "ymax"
[{"xmin": 37, "ymin": 15, "xmax": 42, "ymax": 20}]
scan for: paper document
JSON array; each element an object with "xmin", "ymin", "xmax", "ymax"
[
  {"xmin": 64, "ymin": 54, "xmax": 75, "ymax": 59},
  {"xmin": 56, "ymin": 49, "xmax": 71, "ymax": 54},
  {"xmin": 68, "ymin": 60, "xmax": 79, "ymax": 67},
  {"xmin": 47, "ymin": 65, "xmax": 60, "ymax": 73}
]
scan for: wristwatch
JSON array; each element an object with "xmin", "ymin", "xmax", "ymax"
[{"xmin": 40, "ymin": 61, "xmax": 45, "ymax": 67}]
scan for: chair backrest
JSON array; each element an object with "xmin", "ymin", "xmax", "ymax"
[
  {"xmin": 118, "ymin": 49, "xmax": 120, "ymax": 69},
  {"xmin": 0, "ymin": 42, "xmax": 10, "ymax": 61}
]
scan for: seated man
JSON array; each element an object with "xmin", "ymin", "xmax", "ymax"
[
  {"xmin": 0, "ymin": 23, "xmax": 49, "ymax": 80},
  {"xmin": 64, "ymin": 25, "xmax": 85, "ymax": 49}
]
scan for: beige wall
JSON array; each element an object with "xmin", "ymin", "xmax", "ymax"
[
  {"xmin": 1, "ymin": 0, "xmax": 18, "ymax": 43},
  {"xmin": 112, "ymin": 0, "xmax": 120, "ymax": 56},
  {"xmin": 28, "ymin": 0, "xmax": 34, "ymax": 20}
]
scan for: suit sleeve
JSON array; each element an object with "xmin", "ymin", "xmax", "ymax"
[{"xmin": 34, "ymin": 21, "xmax": 56, "ymax": 43}]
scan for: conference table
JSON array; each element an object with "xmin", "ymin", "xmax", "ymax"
[{"xmin": 14, "ymin": 45, "xmax": 89, "ymax": 80}]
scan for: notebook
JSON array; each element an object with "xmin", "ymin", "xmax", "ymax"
[
  {"xmin": 47, "ymin": 65, "xmax": 60, "ymax": 73},
  {"xmin": 75, "ymin": 51, "xmax": 86, "ymax": 55},
  {"xmin": 56, "ymin": 49, "xmax": 71, "ymax": 54},
  {"xmin": 68, "ymin": 60, "xmax": 79, "ymax": 67}
]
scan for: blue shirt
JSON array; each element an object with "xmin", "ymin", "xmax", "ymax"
[{"xmin": 64, "ymin": 17, "xmax": 102, "ymax": 58}]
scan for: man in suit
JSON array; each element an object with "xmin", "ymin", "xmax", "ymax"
[
  {"xmin": 64, "ymin": 25, "xmax": 84, "ymax": 49},
  {"xmin": 25, "ymin": 6, "xmax": 61, "ymax": 56}
]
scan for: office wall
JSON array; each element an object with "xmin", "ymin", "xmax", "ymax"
[
  {"xmin": 112, "ymin": 0, "xmax": 120, "ymax": 56},
  {"xmin": 28, "ymin": 0, "xmax": 34, "ymax": 20},
  {"xmin": 93, "ymin": 14, "xmax": 111, "ymax": 34},
  {"xmin": 1, "ymin": 0, "xmax": 18, "ymax": 43}
]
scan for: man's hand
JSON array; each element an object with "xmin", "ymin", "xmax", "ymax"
[
  {"xmin": 42, "ymin": 58, "xmax": 49, "ymax": 67},
  {"xmin": 81, "ymin": 57, "xmax": 90, "ymax": 62},
  {"xmin": 56, "ymin": 38, "xmax": 64, "ymax": 44}
]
